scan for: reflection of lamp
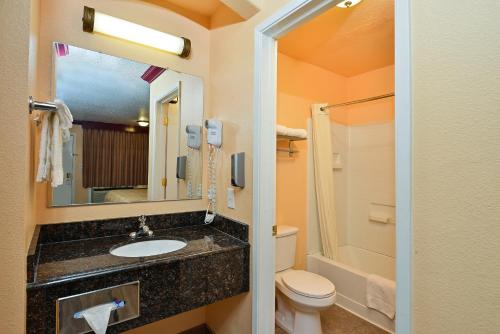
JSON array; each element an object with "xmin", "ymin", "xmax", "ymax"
[
  {"xmin": 137, "ymin": 109, "xmax": 149, "ymax": 127},
  {"xmin": 82, "ymin": 6, "xmax": 191, "ymax": 58}
]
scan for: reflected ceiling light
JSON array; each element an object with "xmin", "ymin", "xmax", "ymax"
[
  {"xmin": 336, "ymin": 0, "xmax": 363, "ymax": 8},
  {"xmin": 137, "ymin": 109, "xmax": 149, "ymax": 127},
  {"xmin": 82, "ymin": 6, "xmax": 191, "ymax": 58}
]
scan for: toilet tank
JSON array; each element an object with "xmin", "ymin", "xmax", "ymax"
[{"xmin": 275, "ymin": 225, "xmax": 298, "ymax": 272}]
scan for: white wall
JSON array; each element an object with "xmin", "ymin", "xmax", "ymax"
[
  {"xmin": 309, "ymin": 120, "xmax": 395, "ymax": 261},
  {"xmin": 348, "ymin": 122, "xmax": 395, "ymax": 258}
]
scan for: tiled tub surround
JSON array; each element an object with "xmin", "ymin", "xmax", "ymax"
[{"xmin": 26, "ymin": 212, "xmax": 249, "ymax": 333}]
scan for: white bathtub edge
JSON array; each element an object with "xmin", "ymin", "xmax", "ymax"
[
  {"xmin": 335, "ymin": 293, "xmax": 395, "ymax": 334},
  {"xmin": 307, "ymin": 253, "xmax": 396, "ymax": 333}
]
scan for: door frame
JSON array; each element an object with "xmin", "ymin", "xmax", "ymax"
[
  {"xmin": 149, "ymin": 82, "xmax": 180, "ymax": 200},
  {"xmin": 252, "ymin": 0, "xmax": 413, "ymax": 333}
]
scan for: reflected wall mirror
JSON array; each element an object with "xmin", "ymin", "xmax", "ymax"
[{"xmin": 49, "ymin": 43, "xmax": 203, "ymax": 207}]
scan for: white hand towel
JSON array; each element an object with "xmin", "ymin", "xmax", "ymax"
[
  {"xmin": 50, "ymin": 115, "xmax": 63, "ymax": 187},
  {"xmin": 80, "ymin": 302, "xmax": 115, "ymax": 334},
  {"xmin": 366, "ymin": 274, "xmax": 396, "ymax": 319},
  {"xmin": 36, "ymin": 112, "xmax": 51, "ymax": 182},
  {"xmin": 35, "ymin": 100, "xmax": 73, "ymax": 187},
  {"xmin": 276, "ymin": 124, "xmax": 288, "ymax": 135},
  {"xmin": 54, "ymin": 99, "xmax": 73, "ymax": 143}
]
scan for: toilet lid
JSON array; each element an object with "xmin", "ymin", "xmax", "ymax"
[{"xmin": 282, "ymin": 270, "xmax": 335, "ymax": 299}]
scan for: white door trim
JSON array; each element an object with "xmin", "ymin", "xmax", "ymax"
[
  {"xmin": 252, "ymin": 0, "xmax": 413, "ymax": 333},
  {"xmin": 394, "ymin": 0, "xmax": 413, "ymax": 332}
]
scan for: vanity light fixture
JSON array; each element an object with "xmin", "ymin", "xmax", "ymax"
[
  {"xmin": 82, "ymin": 6, "xmax": 191, "ymax": 58},
  {"xmin": 336, "ymin": 0, "xmax": 363, "ymax": 8}
]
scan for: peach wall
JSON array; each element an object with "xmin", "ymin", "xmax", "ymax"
[
  {"xmin": 206, "ymin": 1, "xmax": 292, "ymax": 332},
  {"xmin": 27, "ymin": 0, "xmax": 40, "ymax": 250},
  {"xmin": 0, "ymin": 0, "xmax": 34, "ymax": 332},
  {"xmin": 34, "ymin": 0, "xmax": 211, "ymax": 225},
  {"xmin": 277, "ymin": 53, "xmax": 345, "ymax": 269},
  {"xmin": 344, "ymin": 66, "xmax": 394, "ymax": 125},
  {"xmin": 276, "ymin": 53, "xmax": 394, "ymax": 269},
  {"xmin": 412, "ymin": 1, "xmax": 500, "ymax": 332}
]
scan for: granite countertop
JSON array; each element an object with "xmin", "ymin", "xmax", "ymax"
[{"xmin": 28, "ymin": 225, "xmax": 248, "ymax": 289}]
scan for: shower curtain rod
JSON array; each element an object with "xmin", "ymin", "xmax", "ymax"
[{"xmin": 320, "ymin": 92, "xmax": 395, "ymax": 111}]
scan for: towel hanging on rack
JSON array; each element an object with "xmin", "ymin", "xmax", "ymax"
[{"xmin": 36, "ymin": 100, "xmax": 73, "ymax": 187}]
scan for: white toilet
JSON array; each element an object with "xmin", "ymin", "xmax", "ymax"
[{"xmin": 275, "ymin": 225, "xmax": 336, "ymax": 334}]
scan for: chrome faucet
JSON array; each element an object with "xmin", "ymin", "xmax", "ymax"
[{"xmin": 129, "ymin": 215, "xmax": 154, "ymax": 239}]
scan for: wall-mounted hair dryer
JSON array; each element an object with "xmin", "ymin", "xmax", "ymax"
[{"xmin": 186, "ymin": 125, "xmax": 201, "ymax": 149}]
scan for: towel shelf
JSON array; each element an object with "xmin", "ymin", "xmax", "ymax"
[
  {"xmin": 277, "ymin": 134, "xmax": 307, "ymax": 142},
  {"xmin": 29, "ymin": 96, "xmax": 57, "ymax": 114},
  {"xmin": 277, "ymin": 135, "xmax": 306, "ymax": 156}
]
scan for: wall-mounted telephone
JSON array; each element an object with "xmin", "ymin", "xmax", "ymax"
[
  {"xmin": 185, "ymin": 126, "xmax": 202, "ymax": 199},
  {"xmin": 205, "ymin": 119, "xmax": 222, "ymax": 148},
  {"xmin": 204, "ymin": 119, "xmax": 223, "ymax": 223}
]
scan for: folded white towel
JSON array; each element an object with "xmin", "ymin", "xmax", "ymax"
[
  {"xmin": 276, "ymin": 124, "xmax": 307, "ymax": 138},
  {"xmin": 366, "ymin": 274, "xmax": 396, "ymax": 319},
  {"xmin": 36, "ymin": 100, "xmax": 73, "ymax": 187}
]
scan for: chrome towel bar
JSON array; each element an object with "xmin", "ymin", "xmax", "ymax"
[{"xmin": 29, "ymin": 96, "xmax": 57, "ymax": 114}]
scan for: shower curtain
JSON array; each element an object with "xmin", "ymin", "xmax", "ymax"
[{"xmin": 311, "ymin": 104, "xmax": 338, "ymax": 260}]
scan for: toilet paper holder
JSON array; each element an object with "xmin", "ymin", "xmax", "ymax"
[{"xmin": 56, "ymin": 281, "xmax": 140, "ymax": 334}]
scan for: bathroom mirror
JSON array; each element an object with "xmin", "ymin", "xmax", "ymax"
[{"xmin": 49, "ymin": 43, "xmax": 203, "ymax": 207}]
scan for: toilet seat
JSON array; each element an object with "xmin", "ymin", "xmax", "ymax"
[{"xmin": 281, "ymin": 270, "xmax": 335, "ymax": 299}]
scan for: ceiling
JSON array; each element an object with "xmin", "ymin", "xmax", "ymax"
[
  {"xmin": 278, "ymin": 0, "xmax": 394, "ymax": 77},
  {"xmin": 55, "ymin": 45, "xmax": 150, "ymax": 126},
  {"xmin": 140, "ymin": 0, "xmax": 243, "ymax": 29}
]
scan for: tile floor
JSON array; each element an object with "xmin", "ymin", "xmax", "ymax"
[{"xmin": 275, "ymin": 305, "xmax": 390, "ymax": 334}]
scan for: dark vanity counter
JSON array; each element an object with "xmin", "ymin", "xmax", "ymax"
[{"xmin": 26, "ymin": 211, "xmax": 249, "ymax": 333}]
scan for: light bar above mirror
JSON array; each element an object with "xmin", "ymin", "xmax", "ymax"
[{"xmin": 82, "ymin": 6, "xmax": 191, "ymax": 58}]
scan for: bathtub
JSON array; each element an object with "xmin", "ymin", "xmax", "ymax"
[{"xmin": 307, "ymin": 246, "xmax": 395, "ymax": 333}]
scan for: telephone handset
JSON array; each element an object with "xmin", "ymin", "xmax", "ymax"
[
  {"xmin": 204, "ymin": 119, "xmax": 223, "ymax": 224},
  {"xmin": 185, "ymin": 126, "xmax": 202, "ymax": 198}
]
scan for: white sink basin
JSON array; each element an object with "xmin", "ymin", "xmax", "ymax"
[{"xmin": 110, "ymin": 239, "xmax": 187, "ymax": 258}]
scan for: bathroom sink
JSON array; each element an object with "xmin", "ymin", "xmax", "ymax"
[{"xmin": 110, "ymin": 239, "xmax": 187, "ymax": 258}]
